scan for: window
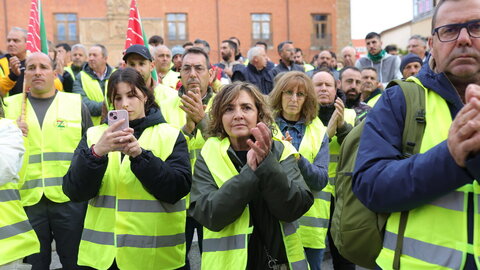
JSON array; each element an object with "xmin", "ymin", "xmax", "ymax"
[
  {"xmin": 54, "ymin": 13, "xmax": 78, "ymax": 44},
  {"xmin": 413, "ymin": 0, "xmax": 436, "ymax": 19},
  {"xmin": 166, "ymin": 13, "xmax": 188, "ymax": 45},
  {"xmin": 251, "ymin": 13, "xmax": 272, "ymax": 46},
  {"xmin": 311, "ymin": 14, "xmax": 331, "ymax": 49}
]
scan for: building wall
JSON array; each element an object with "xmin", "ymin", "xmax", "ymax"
[
  {"xmin": 381, "ymin": 23, "xmax": 412, "ymax": 50},
  {"xmin": 411, "ymin": 17, "xmax": 432, "ymax": 38},
  {"xmin": 0, "ymin": 0, "xmax": 347, "ymax": 65}
]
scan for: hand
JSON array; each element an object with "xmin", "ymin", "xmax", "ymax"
[
  {"xmin": 120, "ymin": 129, "xmax": 142, "ymax": 158},
  {"xmin": 377, "ymin": 82, "xmax": 384, "ymax": 90},
  {"xmin": 9, "ymin": 56, "xmax": 21, "ymax": 76},
  {"xmin": 224, "ymin": 67, "xmax": 233, "ymax": 77},
  {"xmin": 282, "ymin": 130, "xmax": 293, "ymax": 143},
  {"xmin": 209, "ymin": 68, "xmax": 218, "ymax": 85},
  {"xmin": 55, "ymin": 57, "xmax": 64, "ymax": 75},
  {"xmin": 16, "ymin": 117, "xmax": 28, "ymax": 137},
  {"xmin": 183, "ymin": 115, "xmax": 197, "ymax": 134},
  {"xmin": 180, "ymin": 88, "xmax": 206, "ymax": 124},
  {"xmin": 447, "ymin": 96, "xmax": 480, "ymax": 167},
  {"xmin": 246, "ymin": 122, "xmax": 272, "ymax": 171},
  {"xmin": 465, "ymin": 84, "xmax": 480, "ymax": 103},
  {"xmin": 334, "ymin": 97, "xmax": 345, "ymax": 128},
  {"xmin": 326, "ymin": 110, "xmax": 338, "ymax": 139},
  {"xmin": 93, "ymin": 120, "xmax": 132, "ymax": 156}
]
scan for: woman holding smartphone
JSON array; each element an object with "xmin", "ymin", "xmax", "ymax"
[
  {"xmin": 63, "ymin": 67, "xmax": 192, "ymax": 270},
  {"xmin": 189, "ymin": 82, "xmax": 313, "ymax": 270}
]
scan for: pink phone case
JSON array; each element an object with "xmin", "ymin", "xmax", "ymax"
[{"xmin": 108, "ymin": 110, "xmax": 129, "ymax": 132}]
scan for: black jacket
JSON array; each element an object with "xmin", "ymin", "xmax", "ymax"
[
  {"xmin": 190, "ymin": 139, "xmax": 313, "ymax": 269},
  {"xmin": 232, "ymin": 63, "xmax": 274, "ymax": 95},
  {"xmin": 63, "ymin": 107, "xmax": 192, "ymax": 204},
  {"xmin": 270, "ymin": 60, "xmax": 304, "ymax": 78}
]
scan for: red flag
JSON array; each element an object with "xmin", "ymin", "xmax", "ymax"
[
  {"xmin": 124, "ymin": 0, "xmax": 157, "ymax": 81},
  {"xmin": 125, "ymin": 0, "xmax": 145, "ymax": 49},
  {"xmin": 26, "ymin": 0, "xmax": 48, "ymax": 54}
]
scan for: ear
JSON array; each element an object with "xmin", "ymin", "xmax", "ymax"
[
  {"xmin": 149, "ymin": 61, "xmax": 155, "ymax": 72},
  {"xmin": 428, "ymin": 36, "xmax": 434, "ymax": 57},
  {"xmin": 336, "ymin": 79, "xmax": 341, "ymax": 88}
]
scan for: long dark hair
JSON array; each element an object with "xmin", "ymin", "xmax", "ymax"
[{"xmin": 106, "ymin": 67, "xmax": 159, "ymax": 113}]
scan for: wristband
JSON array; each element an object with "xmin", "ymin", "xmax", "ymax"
[{"xmin": 91, "ymin": 144, "xmax": 102, "ymax": 158}]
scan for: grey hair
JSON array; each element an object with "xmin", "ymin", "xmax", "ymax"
[
  {"xmin": 72, "ymin": 44, "xmax": 87, "ymax": 54},
  {"xmin": 154, "ymin": 45, "xmax": 172, "ymax": 56},
  {"xmin": 409, "ymin": 35, "xmax": 427, "ymax": 45},
  {"xmin": 247, "ymin": 46, "xmax": 264, "ymax": 62},
  {"xmin": 10, "ymin": 27, "xmax": 28, "ymax": 40},
  {"xmin": 91, "ymin": 44, "xmax": 108, "ymax": 57}
]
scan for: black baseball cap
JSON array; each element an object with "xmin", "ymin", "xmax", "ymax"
[{"xmin": 123, "ymin": 44, "xmax": 153, "ymax": 61}]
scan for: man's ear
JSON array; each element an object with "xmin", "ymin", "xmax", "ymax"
[{"xmin": 428, "ymin": 36, "xmax": 434, "ymax": 57}]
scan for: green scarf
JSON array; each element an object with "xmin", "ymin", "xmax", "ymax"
[{"xmin": 367, "ymin": 49, "xmax": 386, "ymax": 63}]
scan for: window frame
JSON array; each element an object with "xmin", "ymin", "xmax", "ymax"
[{"xmin": 54, "ymin": 13, "xmax": 78, "ymax": 45}]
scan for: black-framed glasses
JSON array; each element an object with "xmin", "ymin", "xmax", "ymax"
[{"xmin": 432, "ymin": 19, "xmax": 480, "ymax": 42}]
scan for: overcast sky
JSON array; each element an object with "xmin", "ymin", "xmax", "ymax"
[{"xmin": 350, "ymin": 0, "xmax": 414, "ymax": 39}]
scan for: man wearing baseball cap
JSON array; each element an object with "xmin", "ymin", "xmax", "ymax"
[{"xmin": 123, "ymin": 44, "xmax": 176, "ymax": 101}]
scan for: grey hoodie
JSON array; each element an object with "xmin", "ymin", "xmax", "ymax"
[{"xmin": 355, "ymin": 53, "xmax": 402, "ymax": 88}]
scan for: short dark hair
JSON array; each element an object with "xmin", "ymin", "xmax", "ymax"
[
  {"xmin": 229, "ymin": 36, "xmax": 241, "ymax": 46},
  {"xmin": 385, "ymin": 44, "xmax": 398, "ymax": 53},
  {"xmin": 182, "ymin": 41, "xmax": 194, "ymax": 48},
  {"xmin": 222, "ymin": 39, "xmax": 238, "ymax": 54},
  {"xmin": 339, "ymin": 66, "xmax": 361, "ymax": 80},
  {"xmin": 182, "ymin": 47, "xmax": 211, "ymax": 68},
  {"xmin": 365, "ymin": 32, "xmax": 381, "ymax": 40},
  {"xmin": 295, "ymin": 48, "xmax": 303, "ymax": 54},
  {"xmin": 148, "ymin": 35, "xmax": 164, "ymax": 46},
  {"xmin": 55, "ymin": 43, "xmax": 71, "ymax": 52},
  {"xmin": 277, "ymin": 41, "xmax": 293, "ymax": 53},
  {"xmin": 361, "ymin": 67, "xmax": 378, "ymax": 74},
  {"xmin": 330, "ymin": 51, "xmax": 337, "ymax": 59},
  {"xmin": 255, "ymin": 41, "xmax": 268, "ymax": 51},
  {"xmin": 193, "ymin": 38, "xmax": 211, "ymax": 51}
]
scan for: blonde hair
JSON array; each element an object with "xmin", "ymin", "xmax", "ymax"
[
  {"xmin": 207, "ymin": 82, "xmax": 274, "ymax": 139},
  {"xmin": 269, "ymin": 71, "xmax": 318, "ymax": 125}
]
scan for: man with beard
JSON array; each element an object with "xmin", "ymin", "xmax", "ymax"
[
  {"xmin": 215, "ymin": 40, "xmax": 243, "ymax": 79},
  {"xmin": 360, "ymin": 67, "xmax": 383, "ymax": 107},
  {"xmin": 338, "ymin": 66, "xmax": 371, "ymax": 122},
  {"xmin": 59, "ymin": 44, "xmax": 88, "ymax": 92},
  {"xmin": 355, "ymin": 32, "xmax": 402, "ymax": 88}
]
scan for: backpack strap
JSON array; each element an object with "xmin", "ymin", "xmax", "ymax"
[{"xmin": 386, "ymin": 79, "xmax": 426, "ymax": 270}]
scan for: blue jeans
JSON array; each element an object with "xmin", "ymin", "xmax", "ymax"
[{"xmin": 305, "ymin": 248, "xmax": 325, "ymax": 270}]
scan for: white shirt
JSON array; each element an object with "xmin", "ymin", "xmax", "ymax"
[{"xmin": 0, "ymin": 118, "xmax": 25, "ymax": 186}]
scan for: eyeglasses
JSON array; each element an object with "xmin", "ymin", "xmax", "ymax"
[
  {"xmin": 180, "ymin": 65, "xmax": 207, "ymax": 74},
  {"xmin": 432, "ymin": 19, "xmax": 480, "ymax": 42},
  {"xmin": 283, "ymin": 90, "xmax": 305, "ymax": 99}
]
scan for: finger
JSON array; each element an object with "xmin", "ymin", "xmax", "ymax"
[
  {"xmin": 179, "ymin": 105, "xmax": 196, "ymax": 116},
  {"xmin": 461, "ymin": 131, "xmax": 480, "ymax": 153},
  {"xmin": 247, "ymin": 139, "xmax": 267, "ymax": 157},
  {"xmin": 256, "ymin": 122, "xmax": 272, "ymax": 144},
  {"xmin": 466, "ymin": 84, "xmax": 480, "ymax": 103},
  {"xmin": 187, "ymin": 90, "xmax": 202, "ymax": 103},
  {"xmin": 106, "ymin": 119, "xmax": 126, "ymax": 132},
  {"xmin": 457, "ymin": 118, "xmax": 480, "ymax": 140},
  {"xmin": 452, "ymin": 103, "xmax": 478, "ymax": 132}
]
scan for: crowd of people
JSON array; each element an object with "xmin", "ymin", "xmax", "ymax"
[{"xmin": 1, "ymin": 0, "xmax": 480, "ymax": 269}]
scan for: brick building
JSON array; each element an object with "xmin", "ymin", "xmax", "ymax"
[{"xmin": 0, "ymin": 0, "xmax": 351, "ymax": 65}]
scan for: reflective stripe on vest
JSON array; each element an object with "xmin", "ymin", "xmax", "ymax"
[
  {"xmin": 366, "ymin": 92, "xmax": 381, "ymax": 108},
  {"xmin": 376, "ymin": 77, "xmax": 480, "ymax": 269},
  {"xmin": 80, "ymin": 71, "xmax": 107, "ymax": 125},
  {"xmin": 4, "ymin": 92, "xmax": 82, "ymax": 206},
  {"xmin": 0, "ymin": 179, "xmax": 39, "ymax": 265},
  {"xmin": 79, "ymin": 123, "xmax": 186, "ymax": 270},
  {"xmin": 200, "ymin": 137, "xmax": 308, "ymax": 270}
]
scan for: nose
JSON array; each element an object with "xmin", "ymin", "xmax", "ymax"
[
  {"xmin": 232, "ymin": 108, "xmax": 244, "ymax": 119},
  {"xmin": 457, "ymin": 27, "xmax": 473, "ymax": 46}
]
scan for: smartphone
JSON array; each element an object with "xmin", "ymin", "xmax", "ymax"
[{"xmin": 108, "ymin": 110, "xmax": 129, "ymax": 132}]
